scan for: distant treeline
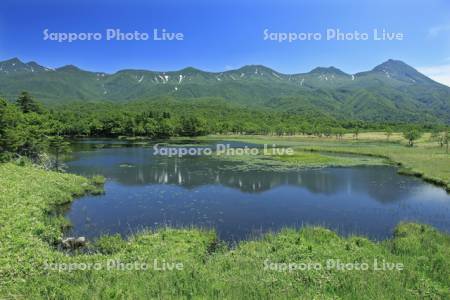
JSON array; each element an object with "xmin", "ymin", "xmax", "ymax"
[
  {"xmin": 48, "ymin": 97, "xmax": 444, "ymax": 137},
  {"xmin": 0, "ymin": 92, "xmax": 448, "ymax": 161}
]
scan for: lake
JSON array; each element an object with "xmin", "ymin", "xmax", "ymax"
[{"xmin": 64, "ymin": 139, "xmax": 450, "ymax": 242}]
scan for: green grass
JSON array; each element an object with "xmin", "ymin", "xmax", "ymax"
[{"xmin": 1, "ymin": 162, "xmax": 450, "ymax": 299}]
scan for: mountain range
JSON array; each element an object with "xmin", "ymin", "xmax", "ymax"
[{"xmin": 1, "ymin": 57, "xmax": 449, "ymax": 124}]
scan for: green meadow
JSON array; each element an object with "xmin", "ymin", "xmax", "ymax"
[{"xmin": 1, "ymin": 134, "xmax": 450, "ymax": 299}]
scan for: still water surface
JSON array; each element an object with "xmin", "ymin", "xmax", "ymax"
[{"xmin": 65, "ymin": 139, "xmax": 450, "ymax": 242}]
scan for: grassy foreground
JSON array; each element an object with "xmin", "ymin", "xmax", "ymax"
[{"xmin": 1, "ymin": 163, "xmax": 450, "ymax": 299}]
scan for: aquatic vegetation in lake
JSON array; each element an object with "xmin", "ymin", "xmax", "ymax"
[
  {"xmin": 208, "ymin": 135, "xmax": 450, "ymax": 192},
  {"xmin": 119, "ymin": 163, "xmax": 136, "ymax": 168},
  {"xmin": 214, "ymin": 149, "xmax": 388, "ymax": 172}
]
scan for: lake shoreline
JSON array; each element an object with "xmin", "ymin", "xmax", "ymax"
[{"xmin": 1, "ymin": 162, "xmax": 450, "ymax": 298}]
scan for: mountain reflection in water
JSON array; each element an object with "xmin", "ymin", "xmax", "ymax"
[{"xmin": 65, "ymin": 140, "xmax": 450, "ymax": 241}]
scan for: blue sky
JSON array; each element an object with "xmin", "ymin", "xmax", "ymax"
[{"xmin": 0, "ymin": 0, "xmax": 449, "ymax": 84}]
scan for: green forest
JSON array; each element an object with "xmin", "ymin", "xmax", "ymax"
[{"xmin": 2, "ymin": 91, "xmax": 448, "ymax": 163}]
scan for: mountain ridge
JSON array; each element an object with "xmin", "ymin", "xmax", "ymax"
[
  {"xmin": 0, "ymin": 57, "xmax": 421, "ymax": 77},
  {"xmin": 0, "ymin": 57, "xmax": 449, "ymax": 124}
]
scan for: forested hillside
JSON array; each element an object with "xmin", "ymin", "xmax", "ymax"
[{"xmin": 1, "ymin": 58, "xmax": 449, "ymax": 124}]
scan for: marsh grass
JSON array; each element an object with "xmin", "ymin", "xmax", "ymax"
[
  {"xmin": 209, "ymin": 134, "xmax": 450, "ymax": 192},
  {"xmin": 215, "ymin": 150, "xmax": 387, "ymax": 172}
]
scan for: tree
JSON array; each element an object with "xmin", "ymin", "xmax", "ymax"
[
  {"xmin": 156, "ymin": 118, "xmax": 175, "ymax": 138},
  {"xmin": 16, "ymin": 92, "xmax": 41, "ymax": 114},
  {"xmin": 179, "ymin": 116, "xmax": 207, "ymax": 137},
  {"xmin": 403, "ymin": 128, "xmax": 422, "ymax": 147},
  {"xmin": 275, "ymin": 125, "xmax": 285, "ymax": 136},
  {"xmin": 353, "ymin": 127, "xmax": 360, "ymax": 140},
  {"xmin": 334, "ymin": 127, "xmax": 345, "ymax": 140},
  {"xmin": 430, "ymin": 129, "xmax": 442, "ymax": 146},
  {"xmin": 443, "ymin": 131, "xmax": 449, "ymax": 154},
  {"xmin": 323, "ymin": 126, "xmax": 332, "ymax": 138},
  {"xmin": 0, "ymin": 98, "xmax": 22, "ymax": 160},
  {"xmin": 47, "ymin": 136, "xmax": 71, "ymax": 170},
  {"xmin": 312, "ymin": 125, "xmax": 323, "ymax": 137},
  {"xmin": 144, "ymin": 119, "xmax": 158, "ymax": 137},
  {"xmin": 385, "ymin": 127, "xmax": 393, "ymax": 141},
  {"xmin": 17, "ymin": 112, "xmax": 48, "ymax": 160},
  {"xmin": 0, "ymin": 97, "xmax": 50, "ymax": 162},
  {"xmin": 431, "ymin": 130, "xmax": 449, "ymax": 152}
]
